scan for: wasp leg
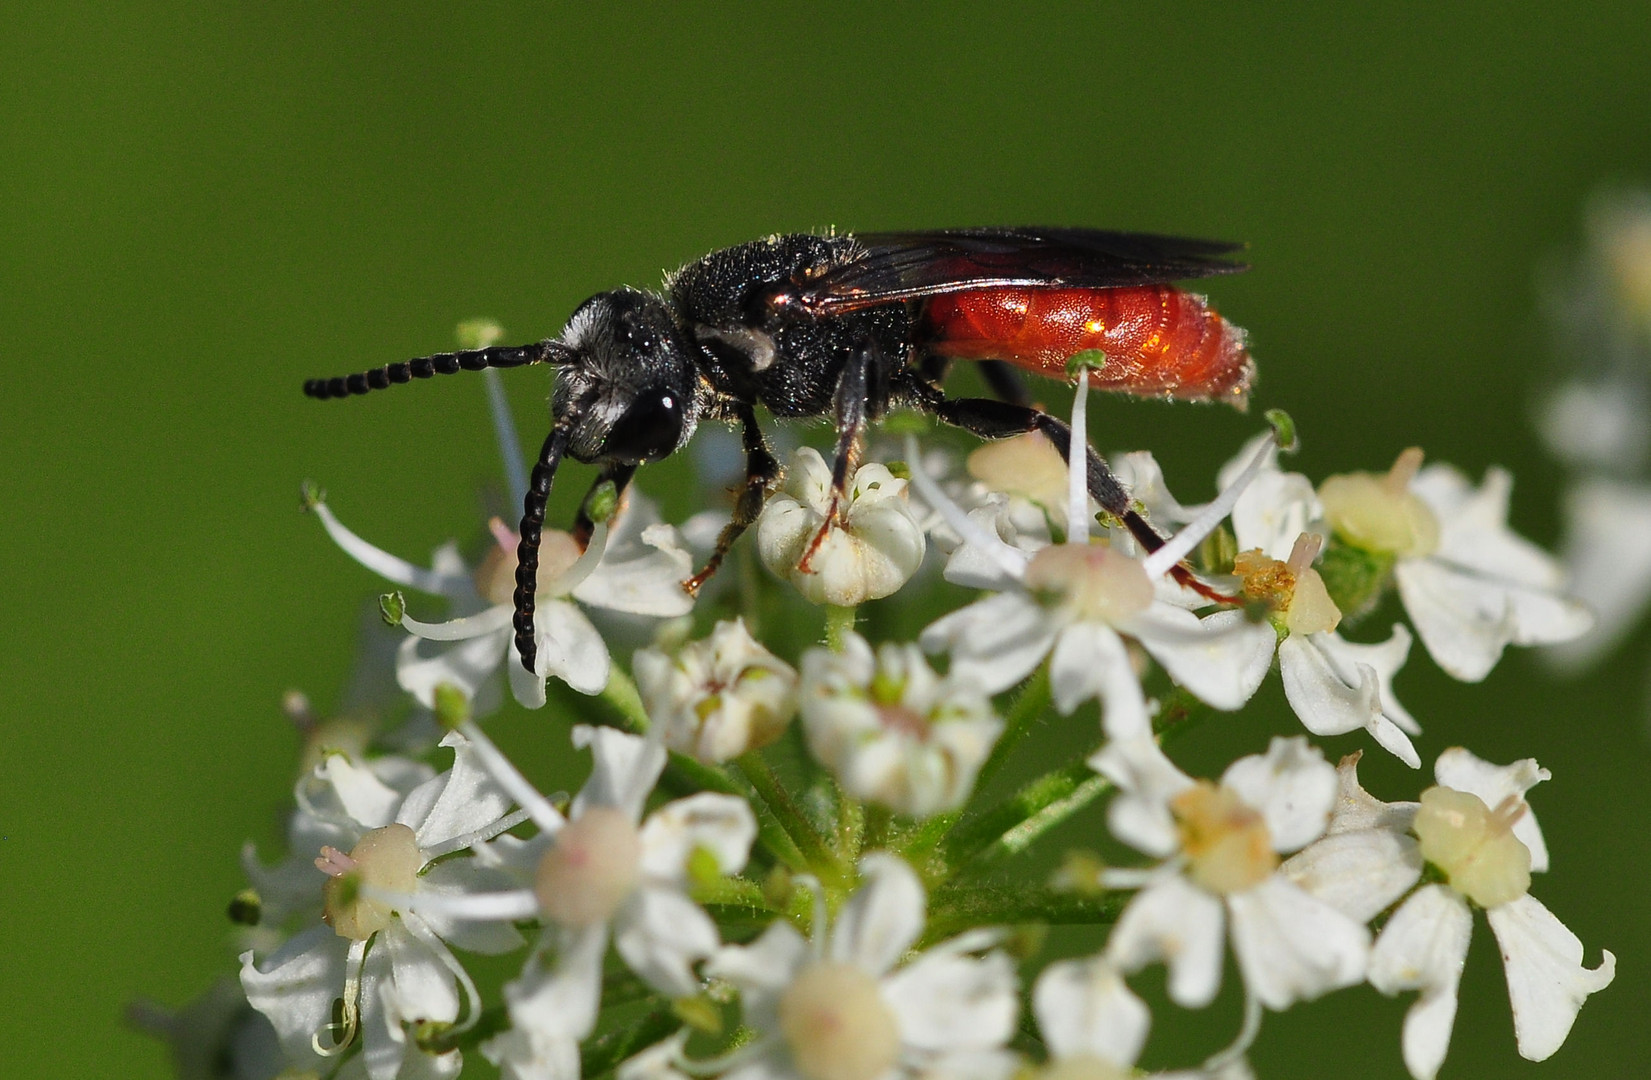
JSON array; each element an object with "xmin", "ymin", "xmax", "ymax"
[
  {"xmin": 684, "ymin": 406, "xmax": 781, "ymax": 596},
  {"xmin": 571, "ymin": 461, "xmax": 639, "ymax": 549},
  {"xmin": 976, "ymin": 359, "xmax": 1033, "ymax": 408},
  {"xmin": 899, "ymin": 380, "xmax": 1231, "ymax": 603},
  {"xmin": 798, "ymin": 339, "xmax": 889, "ymax": 574}
]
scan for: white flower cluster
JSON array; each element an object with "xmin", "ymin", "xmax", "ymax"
[
  {"xmin": 144, "ymin": 358, "xmax": 1614, "ymax": 1080},
  {"xmin": 1535, "ymin": 188, "xmax": 1651, "ymax": 671}
]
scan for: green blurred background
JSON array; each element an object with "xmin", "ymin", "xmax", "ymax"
[{"xmin": 3, "ymin": 4, "xmax": 1647, "ymax": 1078}]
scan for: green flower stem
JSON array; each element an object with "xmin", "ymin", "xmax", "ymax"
[
  {"xmin": 737, "ymin": 752, "xmax": 850, "ymax": 887},
  {"xmin": 954, "ymin": 767, "xmax": 1115, "ymax": 877},
  {"xmin": 599, "ymin": 666, "xmax": 651, "ymax": 733},
  {"xmin": 580, "ymin": 1009, "xmax": 681, "ymax": 1080},
  {"xmin": 824, "ymin": 604, "xmax": 857, "ymax": 651},
  {"xmin": 974, "ymin": 663, "xmax": 1053, "ymax": 795},
  {"xmin": 946, "ymin": 758, "xmax": 1096, "ymax": 862},
  {"xmin": 921, "ymin": 884, "xmax": 1127, "ymax": 946}
]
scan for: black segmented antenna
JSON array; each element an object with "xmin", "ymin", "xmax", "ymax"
[
  {"xmin": 513, "ymin": 423, "xmax": 574, "ymax": 674},
  {"xmin": 303, "ymin": 340, "xmax": 568, "ymax": 400}
]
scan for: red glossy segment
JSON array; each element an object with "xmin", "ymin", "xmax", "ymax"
[{"xmin": 922, "ymin": 285, "xmax": 1254, "ymax": 408}]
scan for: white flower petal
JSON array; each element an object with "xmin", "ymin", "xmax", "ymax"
[
  {"xmin": 398, "ymin": 732, "xmax": 515, "ymax": 850},
  {"xmin": 316, "ymin": 754, "xmax": 405, "ymax": 830},
  {"xmin": 483, "ymin": 1026, "xmax": 580, "ymax": 1080},
  {"xmin": 638, "ymin": 792, "xmax": 758, "ymax": 883},
  {"xmin": 313, "ymin": 501, "xmax": 474, "ymax": 598},
  {"xmin": 1279, "ymin": 632, "xmax": 1420, "ymax": 768},
  {"xmin": 1280, "ymin": 828, "xmax": 1424, "ymax": 922},
  {"xmin": 1546, "ymin": 477, "xmax": 1651, "ymax": 669},
  {"xmin": 1107, "ymin": 875, "xmax": 1226, "ymax": 1009},
  {"xmin": 829, "ymin": 852, "xmax": 926, "ymax": 976},
  {"xmin": 618, "ymin": 1032, "xmax": 692, "ymax": 1080},
  {"xmin": 1486, "ymin": 894, "xmax": 1616, "ymax": 1062},
  {"xmin": 534, "ymin": 600, "xmax": 611, "ymax": 696},
  {"xmin": 1324, "ymin": 751, "xmax": 1419, "ymax": 835},
  {"xmin": 1088, "ymin": 735, "xmax": 1194, "ymax": 858},
  {"xmin": 1050, "ymin": 622, "xmax": 1146, "ymax": 736},
  {"xmin": 705, "ymin": 920, "xmax": 809, "ymax": 1032},
  {"xmin": 1128, "ymin": 606, "xmax": 1275, "ymax": 712},
  {"xmin": 575, "ymin": 522, "xmax": 696, "ymax": 617},
  {"xmin": 1032, "ymin": 956, "xmax": 1149, "ymax": 1067},
  {"xmin": 882, "ymin": 946, "xmax": 1018, "ymax": 1052},
  {"xmin": 1231, "ymin": 468, "xmax": 1323, "ymax": 560},
  {"xmin": 1227, "ymin": 876, "xmax": 1369, "ymax": 1011},
  {"xmin": 940, "ymin": 504, "xmax": 1036, "ymax": 591},
  {"xmin": 509, "ymin": 648, "xmax": 550, "ymax": 710},
  {"xmin": 912, "ymin": 1050, "xmax": 1021, "ymax": 1080},
  {"xmin": 1219, "ymin": 737, "xmax": 1338, "ymax": 853},
  {"xmin": 919, "ymin": 592, "xmax": 1057, "ymax": 696},
  {"xmin": 572, "ymin": 725, "xmax": 667, "ymax": 823},
  {"xmin": 415, "ymin": 861, "xmax": 528, "ymax": 954},
  {"xmin": 239, "ymin": 927, "xmax": 347, "ymax": 1064},
  {"xmin": 1368, "ymin": 884, "xmax": 1473, "ymax": 1080},
  {"xmin": 505, "ymin": 924, "xmax": 608, "ymax": 1042},
  {"xmin": 1433, "ymin": 747, "xmax": 1550, "ymax": 872},
  {"xmin": 614, "ymin": 885, "xmax": 722, "ymax": 998},
  {"xmin": 361, "ymin": 926, "xmax": 461, "ymax": 1080},
  {"xmin": 396, "ymin": 631, "xmax": 509, "ymax": 715}
]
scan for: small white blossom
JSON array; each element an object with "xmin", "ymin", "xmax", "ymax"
[
  {"xmin": 704, "ymin": 853, "xmax": 1019, "ymax": 1080},
  {"xmin": 1282, "ymin": 749, "xmax": 1614, "ymax": 1079},
  {"xmin": 756, "ymin": 446, "xmax": 926, "ymax": 606},
  {"xmin": 314, "ymin": 490, "xmax": 694, "ymax": 709},
  {"xmin": 238, "ymin": 732, "xmax": 523, "ymax": 1080},
  {"xmin": 1089, "ymin": 736, "xmax": 1370, "ymax": 1014},
  {"xmin": 1318, "ymin": 449, "xmax": 1593, "ymax": 682},
  {"xmin": 391, "ymin": 724, "xmax": 755, "ymax": 1080},
  {"xmin": 634, "ymin": 618, "xmax": 798, "ymax": 763},
  {"xmin": 1032, "ymin": 955, "xmax": 1255, "ymax": 1080},
  {"xmin": 1544, "ymin": 477, "xmax": 1651, "ymax": 669},
  {"xmin": 798, "ymin": 631, "xmax": 1003, "ymax": 817},
  {"xmin": 913, "ymin": 423, "xmax": 1278, "ymax": 737}
]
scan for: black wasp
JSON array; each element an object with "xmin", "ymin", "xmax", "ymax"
[{"xmin": 305, "ymin": 228, "xmax": 1254, "ymax": 673}]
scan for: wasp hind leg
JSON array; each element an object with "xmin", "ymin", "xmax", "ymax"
[{"xmin": 899, "ymin": 379, "xmax": 1231, "ymax": 604}]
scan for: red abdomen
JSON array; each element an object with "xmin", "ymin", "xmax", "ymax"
[{"xmin": 920, "ymin": 285, "xmax": 1254, "ymax": 408}]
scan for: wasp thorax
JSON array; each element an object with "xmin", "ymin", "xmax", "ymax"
[
  {"xmin": 319, "ymin": 823, "xmax": 422, "ymax": 941},
  {"xmin": 1172, "ymin": 781, "xmax": 1278, "ymax": 895},
  {"xmin": 1318, "ymin": 447, "xmax": 1440, "ymax": 558},
  {"xmin": 777, "ymin": 962, "xmax": 901, "ymax": 1080},
  {"xmin": 1414, "ymin": 786, "xmax": 1532, "ymax": 909},
  {"xmin": 534, "ymin": 806, "xmax": 643, "ymax": 926},
  {"xmin": 1024, "ymin": 543, "xmax": 1154, "ymax": 625}
]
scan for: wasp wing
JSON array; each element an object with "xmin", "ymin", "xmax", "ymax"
[{"xmin": 795, "ymin": 227, "xmax": 1247, "ymax": 315}]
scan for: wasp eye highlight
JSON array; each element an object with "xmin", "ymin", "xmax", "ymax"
[{"xmin": 602, "ymin": 386, "xmax": 684, "ymax": 463}]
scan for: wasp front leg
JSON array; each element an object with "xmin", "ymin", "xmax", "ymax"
[{"xmin": 684, "ymin": 405, "xmax": 781, "ymax": 595}]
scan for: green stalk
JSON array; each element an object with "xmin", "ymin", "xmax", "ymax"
[
  {"xmin": 974, "ymin": 662, "xmax": 1052, "ymax": 794},
  {"xmin": 922, "ymin": 884, "xmax": 1127, "ymax": 945},
  {"xmin": 954, "ymin": 769, "xmax": 1114, "ymax": 876},
  {"xmin": 738, "ymin": 752, "xmax": 850, "ymax": 886},
  {"xmin": 824, "ymin": 604, "xmax": 857, "ymax": 651},
  {"xmin": 599, "ymin": 666, "xmax": 651, "ymax": 733},
  {"xmin": 580, "ymin": 1010, "xmax": 680, "ymax": 1080}
]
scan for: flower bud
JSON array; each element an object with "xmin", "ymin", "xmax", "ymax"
[{"xmin": 634, "ymin": 619, "xmax": 798, "ymax": 762}]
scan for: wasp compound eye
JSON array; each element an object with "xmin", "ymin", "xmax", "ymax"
[{"xmin": 602, "ymin": 386, "xmax": 684, "ymax": 464}]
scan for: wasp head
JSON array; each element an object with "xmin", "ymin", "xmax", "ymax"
[{"xmin": 553, "ymin": 288, "xmax": 702, "ymax": 465}]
